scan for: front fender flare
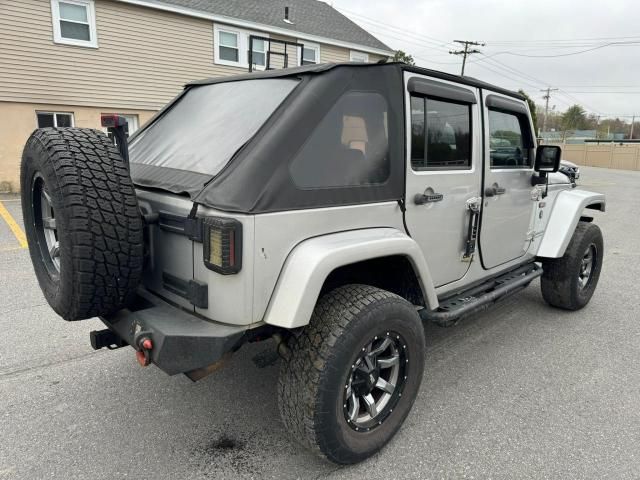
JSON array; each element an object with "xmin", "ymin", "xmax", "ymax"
[
  {"xmin": 536, "ymin": 189, "xmax": 605, "ymax": 258},
  {"xmin": 263, "ymin": 228, "xmax": 438, "ymax": 329}
]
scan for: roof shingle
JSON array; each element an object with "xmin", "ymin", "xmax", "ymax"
[{"xmin": 141, "ymin": 0, "xmax": 391, "ymax": 51}]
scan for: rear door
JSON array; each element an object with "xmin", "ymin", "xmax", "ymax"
[
  {"xmin": 403, "ymin": 74, "xmax": 483, "ymax": 287},
  {"xmin": 479, "ymin": 93, "xmax": 537, "ymax": 269}
]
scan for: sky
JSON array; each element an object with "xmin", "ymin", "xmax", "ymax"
[{"xmin": 330, "ymin": 0, "xmax": 640, "ymax": 121}]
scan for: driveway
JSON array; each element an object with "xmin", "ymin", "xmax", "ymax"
[{"xmin": 1, "ymin": 166, "xmax": 639, "ymax": 479}]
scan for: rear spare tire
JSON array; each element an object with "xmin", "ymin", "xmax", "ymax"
[{"xmin": 21, "ymin": 128, "xmax": 143, "ymax": 321}]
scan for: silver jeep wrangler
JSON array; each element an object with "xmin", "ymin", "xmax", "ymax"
[{"xmin": 20, "ymin": 63, "xmax": 605, "ymax": 464}]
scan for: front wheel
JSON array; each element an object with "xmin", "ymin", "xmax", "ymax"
[
  {"xmin": 278, "ymin": 284, "xmax": 425, "ymax": 464},
  {"xmin": 540, "ymin": 222, "xmax": 603, "ymax": 310}
]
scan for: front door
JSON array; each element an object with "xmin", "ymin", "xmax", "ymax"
[
  {"xmin": 403, "ymin": 74, "xmax": 482, "ymax": 287},
  {"xmin": 479, "ymin": 93, "xmax": 537, "ymax": 269}
]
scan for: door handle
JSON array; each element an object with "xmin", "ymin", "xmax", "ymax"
[
  {"xmin": 485, "ymin": 185, "xmax": 506, "ymax": 197},
  {"xmin": 414, "ymin": 192, "xmax": 444, "ymax": 205}
]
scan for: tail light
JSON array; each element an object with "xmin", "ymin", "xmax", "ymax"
[{"xmin": 202, "ymin": 217, "xmax": 242, "ymax": 274}]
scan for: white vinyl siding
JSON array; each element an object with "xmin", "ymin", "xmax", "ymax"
[
  {"xmin": 0, "ymin": 1, "xmax": 384, "ymax": 110},
  {"xmin": 51, "ymin": 0, "xmax": 98, "ymax": 48}
]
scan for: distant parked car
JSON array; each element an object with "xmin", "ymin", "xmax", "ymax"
[{"xmin": 559, "ymin": 160, "xmax": 580, "ymax": 183}]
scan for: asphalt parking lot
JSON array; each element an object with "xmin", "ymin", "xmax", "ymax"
[{"xmin": 1, "ymin": 166, "xmax": 639, "ymax": 479}]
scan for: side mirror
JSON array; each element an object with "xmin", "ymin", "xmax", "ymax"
[{"xmin": 534, "ymin": 145, "xmax": 561, "ymax": 173}]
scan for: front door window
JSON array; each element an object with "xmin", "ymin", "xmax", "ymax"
[{"xmin": 489, "ymin": 110, "xmax": 531, "ymax": 168}]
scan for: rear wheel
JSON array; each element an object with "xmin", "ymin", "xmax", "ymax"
[
  {"xmin": 21, "ymin": 128, "xmax": 144, "ymax": 321},
  {"xmin": 278, "ymin": 284, "xmax": 425, "ymax": 464},
  {"xmin": 540, "ymin": 222, "xmax": 603, "ymax": 310}
]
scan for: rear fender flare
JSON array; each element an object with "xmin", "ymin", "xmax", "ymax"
[
  {"xmin": 536, "ymin": 189, "xmax": 605, "ymax": 258},
  {"xmin": 263, "ymin": 228, "xmax": 438, "ymax": 329}
]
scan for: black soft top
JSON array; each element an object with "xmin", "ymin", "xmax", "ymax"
[
  {"xmin": 185, "ymin": 61, "xmax": 525, "ymax": 100},
  {"xmin": 130, "ymin": 62, "xmax": 526, "ymax": 214}
]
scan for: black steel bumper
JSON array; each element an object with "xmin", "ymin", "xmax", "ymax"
[{"xmin": 99, "ymin": 289, "xmax": 246, "ymax": 376}]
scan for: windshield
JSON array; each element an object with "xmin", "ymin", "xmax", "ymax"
[{"xmin": 129, "ymin": 79, "xmax": 298, "ymax": 175}]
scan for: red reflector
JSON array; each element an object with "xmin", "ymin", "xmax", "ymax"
[
  {"xmin": 136, "ymin": 350, "xmax": 150, "ymax": 367},
  {"xmin": 141, "ymin": 338, "xmax": 153, "ymax": 350},
  {"xmin": 101, "ymin": 114, "xmax": 118, "ymax": 128}
]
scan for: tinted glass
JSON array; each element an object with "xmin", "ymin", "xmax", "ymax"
[
  {"xmin": 129, "ymin": 79, "xmax": 298, "ymax": 175},
  {"xmin": 489, "ymin": 110, "xmax": 530, "ymax": 168},
  {"xmin": 290, "ymin": 92, "xmax": 390, "ymax": 188},
  {"xmin": 411, "ymin": 96, "xmax": 471, "ymax": 170},
  {"xmin": 37, "ymin": 113, "xmax": 54, "ymax": 128}
]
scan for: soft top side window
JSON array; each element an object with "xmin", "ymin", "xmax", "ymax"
[
  {"xmin": 289, "ymin": 91, "xmax": 390, "ymax": 189},
  {"xmin": 488, "ymin": 109, "xmax": 533, "ymax": 169},
  {"xmin": 410, "ymin": 95, "xmax": 472, "ymax": 171}
]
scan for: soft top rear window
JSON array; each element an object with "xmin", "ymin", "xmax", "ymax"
[{"xmin": 129, "ymin": 79, "xmax": 298, "ymax": 175}]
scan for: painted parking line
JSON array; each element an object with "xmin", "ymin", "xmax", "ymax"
[{"xmin": 0, "ymin": 201, "xmax": 27, "ymax": 249}]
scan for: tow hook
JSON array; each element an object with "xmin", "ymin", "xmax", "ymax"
[{"xmin": 135, "ymin": 336, "xmax": 153, "ymax": 367}]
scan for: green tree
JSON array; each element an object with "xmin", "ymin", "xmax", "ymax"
[
  {"xmin": 393, "ymin": 50, "xmax": 415, "ymax": 65},
  {"xmin": 518, "ymin": 90, "xmax": 538, "ymax": 134},
  {"xmin": 562, "ymin": 104, "xmax": 588, "ymax": 131}
]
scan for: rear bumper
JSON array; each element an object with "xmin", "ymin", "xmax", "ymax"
[{"xmin": 100, "ymin": 289, "xmax": 246, "ymax": 375}]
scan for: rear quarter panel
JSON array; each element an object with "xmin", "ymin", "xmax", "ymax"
[
  {"xmin": 252, "ymin": 202, "xmax": 404, "ymax": 324},
  {"xmin": 193, "ymin": 206, "xmax": 255, "ymax": 326}
]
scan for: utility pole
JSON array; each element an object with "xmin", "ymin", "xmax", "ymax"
[
  {"xmin": 540, "ymin": 87, "xmax": 558, "ymax": 134},
  {"xmin": 449, "ymin": 40, "xmax": 485, "ymax": 76},
  {"xmin": 630, "ymin": 115, "xmax": 636, "ymax": 139}
]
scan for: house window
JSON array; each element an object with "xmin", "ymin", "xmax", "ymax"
[
  {"xmin": 214, "ymin": 25, "xmax": 268, "ymax": 69},
  {"xmin": 218, "ymin": 30, "xmax": 239, "ymax": 62},
  {"xmin": 250, "ymin": 38, "xmax": 266, "ymax": 68},
  {"xmin": 51, "ymin": 0, "xmax": 98, "ymax": 48},
  {"xmin": 36, "ymin": 111, "xmax": 75, "ymax": 128},
  {"xmin": 299, "ymin": 41, "xmax": 320, "ymax": 65},
  {"xmin": 349, "ymin": 50, "xmax": 369, "ymax": 63}
]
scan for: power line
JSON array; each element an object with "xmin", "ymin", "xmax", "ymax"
[
  {"xmin": 332, "ymin": 6, "xmax": 636, "ymax": 116},
  {"xmin": 483, "ymin": 34, "xmax": 640, "ymax": 44},
  {"xmin": 333, "ymin": 7, "xmax": 454, "ymax": 51},
  {"xmin": 471, "ymin": 54, "xmax": 604, "ymax": 115},
  {"xmin": 483, "ymin": 41, "xmax": 640, "ymax": 58},
  {"xmin": 449, "ymin": 40, "xmax": 485, "ymax": 75}
]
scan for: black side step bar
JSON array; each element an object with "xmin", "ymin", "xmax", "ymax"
[{"xmin": 419, "ymin": 264, "xmax": 543, "ymax": 327}]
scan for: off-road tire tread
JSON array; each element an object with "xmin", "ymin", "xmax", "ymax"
[
  {"xmin": 277, "ymin": 284, "xmax": 413, "ymax": 460},
  {"xmin": 540, "ymin": 221, "xmax": 603, "ymax": 310},
  {"xmin": 21, "ymin": 128, "xmax": 143, "ymax": 320}
]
